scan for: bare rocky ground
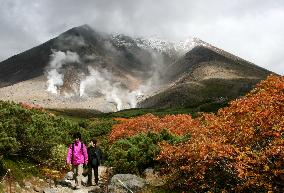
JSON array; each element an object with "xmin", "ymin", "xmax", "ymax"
[
  {"xmin": 0, "ymin": 76, "xmax": 117, "ymax": 112},
  {"xmin": 1, "ymin": 167, "xmax": 165, "ymax": 193},
  {"xmin": 0, "ymin": 64, "xmax": 258, "ymax": 112}
]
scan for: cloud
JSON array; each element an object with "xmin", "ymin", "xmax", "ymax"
[{"xmin": 0, "ymin": 0, "xmax": 284, "ymax": 74}]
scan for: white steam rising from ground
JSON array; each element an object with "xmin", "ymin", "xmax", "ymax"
[
  {"xmin": 46, "ymin": 50, "xmax": 80, "ymax": 94},
  {"xmin": 46, "ymin": 50, "xmax": 145, "ymax": 111},
  {"xmin": 80, "ymin": 67, "xmax": 144, "ymax": 111},
  {"xmin": 45, "ymin": 37, "xmax": 195, "ymax": 111}
]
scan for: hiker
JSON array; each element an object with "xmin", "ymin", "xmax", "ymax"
[
  {"xmin": 66, "ymin": 132, "xmax": 88, "ymax": 189},
  {"xmin": 87, "ymin": 138, "xmax": 103, "ymax": 186}
]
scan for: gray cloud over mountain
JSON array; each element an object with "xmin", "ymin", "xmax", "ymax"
[{"xmin": 0, "ymin": 0, "xmax": 283, "ymax": 74}]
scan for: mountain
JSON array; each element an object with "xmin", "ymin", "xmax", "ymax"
[
  {"xmin": 0, "ymin": 25, "xmax": 190, "ymax": 89},
  {"xmin": 138, "ymin": 43, "xmax": 272, "ymax": 110},
  {"xmin": 0, "ymin": 25, "xmax": 273, "ymax": 112}
]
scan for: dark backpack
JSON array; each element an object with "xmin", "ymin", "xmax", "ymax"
[
  {"xmin": 92, "ymin": 152, "xmax": 98, "ymax": 166},
  {"xmin": 89, "ymin": 147, "xmax": 100, "ymax": 166}
]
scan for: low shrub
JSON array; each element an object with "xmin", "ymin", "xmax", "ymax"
[
  {"xmin": 85, "ymin": 118, "xmax": 117, "ymax": 138},
  {"xmin": 0, "ymin": 101, "xmax": 90, "ymax": 163},
  {"xmin": 49, "ymin": 144, "xmax": 68, "ymax": 170},
  {"xmin": 157, "ymin": 75, "xmax": 284, "ymax": 192},
  {"xmin": 107, "ymin": 130, "xmax": 189, "ymax": 174}
]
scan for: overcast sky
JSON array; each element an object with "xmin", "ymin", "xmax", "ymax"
[{"xmin": 0, "ymin": 0, "xmax": 283, "ymax": 74}]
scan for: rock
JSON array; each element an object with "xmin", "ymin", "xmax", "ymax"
[
  {"xmin": 33, "ymin": 186, "xmax": 41, "ymax": 192},
  {"xmin": 108, "ymin": 185, "xmax": 127, "ymax": 193},
  {"xmin": 57, "ymin": 178, "xmax": 77, "ymax": 190},
  {"xmin": 110, "ymin": 174, "xmax": 146, "ymax": 193},
  {"xmin": 24, "ymin": 181, "xmax": 32, "ymax": 189},
  {"xmin": 144, "ymin": 168, "xmax": 154, "ymax": 177},
  {"xmin": 42, "ymin": 188, "xmax": 58, "ymax": 193},
  {"xmin": 56, "ymin": 187, "xmax": 73, "ymax": 193},
  {"xmin": 65, "ymin": 171, "xmax": 74, "ymax": 180},
  {"xmin": 46, "ymin": 179, "xmax": 55, "ymax": 186},
  {"xmin": 15, "ymin": 182, "xmax": 21, "ymax": 189},
  {"xmin": 143, "ymin": 168, "xmax": 165, "ymax": 186},
  {"xmin": 86, "ymin": 186, "xmax": 101, "ymax": 193},
  {"xmin": 81, "ymin": 176, "xmax": 88, "ymax": 185},
  {"xmin": 42, "ymin": 186, "xmax": 102, "ymax": 193}
]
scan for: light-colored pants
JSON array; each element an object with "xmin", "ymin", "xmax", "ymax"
[{"xmin": 72, "ymin": 164, "xmax": 83, "ymax": 187}]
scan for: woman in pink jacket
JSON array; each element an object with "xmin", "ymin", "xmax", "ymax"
[{"xmin": 66, "ymin": 132, "xmax": 88, "ymax": 189}]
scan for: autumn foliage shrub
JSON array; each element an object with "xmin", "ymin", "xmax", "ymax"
[
  {"xmin": 109, "ymin": 114, "xmax": 198, "ymax": 142},
  {"xmin": 109, "ymin": 75, "xmax": 284, "ymax": 192},
  {"xmin": 157, "ymin": 75, "xmax": 284, "ymax": 192}
]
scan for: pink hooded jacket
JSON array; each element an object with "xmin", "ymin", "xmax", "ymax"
[{"xmin": 66, "ymin": 141, "xmax": 88, "ymax": 165}]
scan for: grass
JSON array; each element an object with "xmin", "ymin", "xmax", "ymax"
[
  {"xmin": 46, "ymin": 103, "xmax": 228, "ymax": 121},
  {"xmin": 46, "ymin": 107, "xmax": 194, "ymax": 120},
  {"xmin": 46, "ymin": 108, "xmax": 101, "ymax": 121},
  {"xmin": 98, "ymin": 107, "xmax": 196, "ymax": 118},
  {"xmin": 0, "ymin": 157, "xmax": 41, "ymax": 184},
  {"xmin": 0, "ymin": 157, "xmax": 52, "ymax": 193}
]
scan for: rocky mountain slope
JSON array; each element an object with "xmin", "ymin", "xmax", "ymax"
[
  {"xmin": 0, "ymin": 25, "xmax": 273, "ymax": 111},
  {"xmin": 139, "ymin": 45, "xmax": 272, "ymax": 109}
]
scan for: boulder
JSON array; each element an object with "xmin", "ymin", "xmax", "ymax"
[{"xmin": 110, "ymin": 174, "xmax": 146, "ymax": 193}]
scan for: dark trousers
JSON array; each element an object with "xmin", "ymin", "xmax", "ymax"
[{"xmin": 87, "ymin": 164, "xmax": 99, "ymax": 185}]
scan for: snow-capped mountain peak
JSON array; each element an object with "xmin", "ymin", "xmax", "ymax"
[{"xmin": 110, "ymin": 34, "xmax": 205, "ymax": 56}]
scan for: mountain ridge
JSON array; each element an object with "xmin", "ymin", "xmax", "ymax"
[{"xmin": 0, "ymin": 24, "xmax": 274, "ymax": 111}]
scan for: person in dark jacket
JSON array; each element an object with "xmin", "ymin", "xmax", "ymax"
[{"xmin": 87, "ymin": 138, "xmax": 103, "ymax": 186}]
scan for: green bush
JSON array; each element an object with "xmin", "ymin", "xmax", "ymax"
[
  {"xmin": 0, "ymin": 100, "xmax": 124, "ymax": 189},
  {"xmin": 84, "ymin": 118, "xmax": 116, "ymax": 138},
  {"xmin": 107, "ymin": 130, "xmax": 190, "ymax": 174},
  {"xmin": 49, "ymin": 144, "xmax": 68, "ymax": 170},
  {"xmin": 0, "ymin": 131, "xmax": 19, "ymax": 155},
  {"xmin": 0, "ymin": 101, "xmax": 89, "ymax": 163},
  {"xmin": 107, "ymin": 133, "xmax": 159, "ymax": 174}
]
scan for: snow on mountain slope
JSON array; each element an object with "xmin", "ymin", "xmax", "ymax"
[{"xmin": 111, "ymin": 34, "xmax": 199, "ymax": 56}]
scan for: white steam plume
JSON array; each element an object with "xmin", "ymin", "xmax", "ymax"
[
  {"xmin": 46, "ymin": 50, "xmax": 80, "ymax": 94},
  {"xmin": 80, "ymin": 66, "xmax": 143, "ymax": 111}
]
